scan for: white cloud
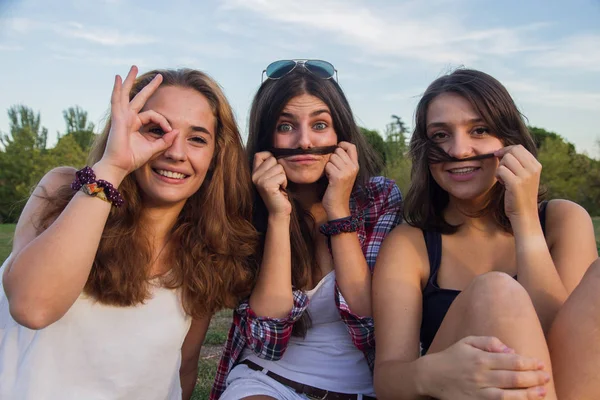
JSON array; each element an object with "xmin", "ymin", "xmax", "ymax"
[
  {"xmin": 528, "ymin": 34, "xmax": 600, "ymax": 72},
  {"xmin": 221, "ymin": 0, "xmax": 549, "ymax": 64},
  {"xmin": 1, "ymin": 17, "xmax": 40, "ymax": 33},
  {"xmin": 55, "ymin": 24, "xmax": 157, "ymax": 46},
  {"xmin": 505, "ymin": 79, "xmax": 600, "ymax": 111},
  {"xmin": 0, "ymin": 44, "xmax": 23, "ymax": 51},
  {"xmin": 2, "ymin": 17, "xmax": 156, "ymax": 47}
]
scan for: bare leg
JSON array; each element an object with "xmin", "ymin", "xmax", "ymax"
[
  {"xmin": 549, "ymin": 258, "xmax": 600, "ymax": 400},
  {"xmin": 428, "ymin": 272, "xmax": 557, "ymax": 399}
]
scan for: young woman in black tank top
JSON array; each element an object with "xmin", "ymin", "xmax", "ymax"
[{"xmin": 372, "ymin": 69, "xmax": 600, "ymax": 400}]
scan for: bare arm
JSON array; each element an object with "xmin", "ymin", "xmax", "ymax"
[
  {"xmin": 330, "ymin": 230, "xmax": 372, "ymax": 316},
  {"xmin": 248, "ymin": 152, "xmax": 294, "ymax": 318},
  {"xmin": 2, "ymin": 164, "xmax": 125, "ymax": 329},
  {"xmin": 373, "ymin": 225, "xmax": 431, "ymax": 398},
  {"xmin": 3, "ymin": 66, "xmax": 179, "ymax": 329},
  {"xmin": 249, "ymin": 214, "xmax": 294, "ymax": 317},
  {"xmin": 514, "ymin": 199, "xmax": 598, "ymax": 332},
  {"xmin": 323, "ymin": 142, "xmax": 373, "ymax": 315},
  {"xmin": 496, "ymin": 146, "xmax": 598, "ymax": 332},
  {"xmin": 180, "ymin": 316, "xmax": 211, "ymax": 400}
]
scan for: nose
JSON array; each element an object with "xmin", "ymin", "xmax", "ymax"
[
  {"xmin": 296, "ymin": 124, "xmax": 313, "ymax": 149},
  {"xmin": 446, "ymin": 133, "xmax": 474, "ymax": 159},
  {"xmin": 163, "ymin": 133, "xmax": 187, "ymax": 162}
]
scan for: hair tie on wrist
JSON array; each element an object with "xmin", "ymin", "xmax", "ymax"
[
  {"xmin": 71, "ymin": 166, "xmax": 124, "ymax": 207},
  {"xmin": 319, "ymin": 215, "xmax": 362, "ymax": 236}
]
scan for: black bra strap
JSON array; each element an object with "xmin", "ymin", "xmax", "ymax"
[{"xmin": 539, "ymin": 200, "xmax": 549, "ymax": 236}]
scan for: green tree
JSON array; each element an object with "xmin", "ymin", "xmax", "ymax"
[
  {"xmin": 45, "ymin": 133, "xmax": 88, "ymax": 170},
  {"xmin": 61, "ymin": 106, "xmax": 96, "ymax": 152},
  {"xmin": 360, "ymin": 127, "xmax": 387, "ymax": 168},
  {"xmin": 385, "ymin": 115, "xmax": 409, "ymax": 166},
  {"xmin": 0, "ymin": 106, "xmax": 50, "ymax": 222},
  {"xmin": 529, "ymin": 126, "xmax": 568, "ymax": 151}
]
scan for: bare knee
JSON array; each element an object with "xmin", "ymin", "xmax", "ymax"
[
  {"xmin": 582, "ymin": 258, "xmax": 600, "ymax": 282},
  {"xmin": 463, "ymin": 272, "xmax": 534, "ymax": 321}
]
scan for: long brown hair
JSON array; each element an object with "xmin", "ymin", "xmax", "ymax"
[
  {"xmin": 247, "ymin": 68, "xmax": 381, "ymax": 335},
  {"xmin": 404, "ymin": 68, "xmax": 540, "ymax": 234},
  {"xmin": 37, "ymin": 69, "xmax": 258, "ymax": 318}
]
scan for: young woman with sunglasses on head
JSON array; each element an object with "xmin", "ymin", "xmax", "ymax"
[
  {"xmin": 0, "ymin": 66, "xmax": 257, "ymax": 400},
  {"xmin": 211, "ymin": 59, "xmax": 403, "ymax": 400},
  {"xmin": 372, "ymin": 69, "xmax": 600, "ymax": 399}
]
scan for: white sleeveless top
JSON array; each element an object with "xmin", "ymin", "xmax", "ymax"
[
  {"xmin": 242, "ymin": 270, "xmax": 374, "ymax": 395},
  {"xmin": 0, "ymin": 255, "xmax": 192, "ymax": 400}
]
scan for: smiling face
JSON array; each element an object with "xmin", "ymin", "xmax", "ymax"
[
  {"xmin": 427, "ymin": 92, "xmax": 504, "ymax": 202},
  {"xmin": 134, "ymin": 85, "xmax": 216, "ymax": 208},
  {"xmin": 273, "ymin": 93, "xmax": 338, "ymax": 185}
]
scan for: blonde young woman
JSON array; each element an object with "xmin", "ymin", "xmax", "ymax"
[{"xmin": 0, "ymin": 66, "xmax": 257, "ymax": 400}]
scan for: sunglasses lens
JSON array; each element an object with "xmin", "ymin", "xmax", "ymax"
[
  {"xmin": 305, "ymin": 60, "xmax": 335, "ymax": 78},
  {"xmin": 266, "ymin": 60, "xmax": 296, "ymax": 79}
]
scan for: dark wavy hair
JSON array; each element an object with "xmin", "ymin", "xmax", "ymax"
[
  {"xmin": 404, "ymin": 68, "xmax": 541, "ymax": 234},
  {"xmin": 247, "ymin": 68, "xmax": 381, "ymax": 335},
  {"xmin": 36, "ymin": 68, "xmax": 258, "ymax": 318}
]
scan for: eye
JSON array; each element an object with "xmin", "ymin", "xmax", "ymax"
[
  {"xmin": 430, "ymin": 131, "xmax": 449, "ymax": 142},
  {"xmin": 276, "ymin": 123, "xmax": 293, "ymax": 133},
  {"xmin": 147, "ymin": 127, "xmax": 165, "ymax": 136},
  {"xmin": 190, "ymin": 136, "xmax": 208, "ymax": 145},
  {"xmin": 313, "ymin": 122, "xmax": 327, "ymax": 130},
  {"xmin": 472, "ymin": 126, "xmax": 491, "ymax": 136}
]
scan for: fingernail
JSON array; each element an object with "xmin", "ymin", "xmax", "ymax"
[
  {"xmin": 537, "ymin": 386, "xmax": 547, "ymax": 396},
  {"xmin": 502, "ymin": 346, "xmax": 514, "ymax": 353},
  {"xmin": 538, "ymin": 361, "xmax": 545, "ymax": 370},
  {"xmin": 544, "ymin": 373, "xmax": 551, "ymax": 382}
]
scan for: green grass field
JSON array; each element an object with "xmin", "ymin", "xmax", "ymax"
[{"xmin": 1, "ymin": 219, "xmax": 599, "ymax": 399}]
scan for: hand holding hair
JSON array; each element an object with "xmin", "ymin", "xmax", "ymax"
[
  {"xmin": 322, "ymin": 141, "xmax": 359, "ymax": 220},
  {"xmin": 494, "ymin": 145, "xmax": 542, "ymax": 227},
  {"xmin": 252, "ymin": 151, "xmax": 292, "ymax": 217}
]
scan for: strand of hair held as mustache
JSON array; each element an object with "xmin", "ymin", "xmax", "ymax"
[
  {"xmin": 269, "ymin": 145, "xmax": 339, "ymax": 159},
  {"xmin": 427, "ymin": 143, "xmax": 497, "ymax": 163}
]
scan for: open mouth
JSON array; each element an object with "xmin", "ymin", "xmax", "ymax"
[
  {"xmin": 152, "ymin": 168, "xmax": 189, "ymax": 180},
  {"xmin": 448, "ymin": 167, "xmax": 479, "ymax": 175}
]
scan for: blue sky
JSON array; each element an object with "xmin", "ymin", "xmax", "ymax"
[{"xmin": 1, "ymin": 0, "xmax": 599, "ymax": 157}]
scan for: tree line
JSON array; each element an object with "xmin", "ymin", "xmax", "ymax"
[{"xmin": 0, "ymin": 105, "xmax": 599, "ymax": 224}]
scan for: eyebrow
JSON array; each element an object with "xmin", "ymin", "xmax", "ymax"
[
  {"xmin": 190, "ymin": 125, "xmax": 212, "ymax": 137},
  {"xmin": 279, "ymin": 109, "xmax": 331, "ymax": 120},
  {"xmin": 427, "ymin": 118, "xmax": 485, "ymax": 130}
]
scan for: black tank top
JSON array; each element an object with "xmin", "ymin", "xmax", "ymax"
[{"xmin": 420, "ymin": 201, "xmax": 549, "ymax": 354}]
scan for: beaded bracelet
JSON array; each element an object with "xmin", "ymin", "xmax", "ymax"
[
  {"xmin": 71, "ymin": 166, "xmax": 125, "ymax": 207},
  {"xmin": 319, "ymin": 215, "xmax": 362, "ymax": 236}
]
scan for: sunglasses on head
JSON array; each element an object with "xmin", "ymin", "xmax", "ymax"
[{"xmin": 262, "ymin": 59, "xmax": 338, "ymax": 82}]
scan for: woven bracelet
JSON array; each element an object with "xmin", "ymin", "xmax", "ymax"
[{"xmin": 319, "ymin": 215, "xmax": 362, "ymax": 236}]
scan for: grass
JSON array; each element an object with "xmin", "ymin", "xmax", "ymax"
[
  {"xmin": 1, "ymin": 219, "xmax": 599, "ymax": 399},
  {"xmin": 0, "ymin": 224, "xmax": 15, "ymax": 265}
]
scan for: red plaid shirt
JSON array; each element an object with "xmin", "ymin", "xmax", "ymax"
[{"xmin": 210, "ymin": 176, "xmax": 403, "ymax": 399}]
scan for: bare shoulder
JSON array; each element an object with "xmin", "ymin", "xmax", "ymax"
[
  {"xmin": 13, "ymin": 167, "xmax": 76, "ymax": 249},
  {"xmin": 35, "ymin": 167, "xmax": 77, "ymax": 195},
  {"xmin": 378, "ymin": 223, "xmax": 430, "ymax": 284},
  {"xmin": 544, "ymin": 198, "xmax": 595, "ymax": 245},
  {"xmin": 385, "ymin": 223, "xmax": 427, "ymax": 247},
  {"xmin": 545, "ymin": 199, "xmax": 593, "ymax": 231}
]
